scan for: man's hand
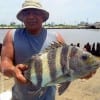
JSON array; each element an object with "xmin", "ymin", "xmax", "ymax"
[{"xmin": 13, "ymin": 64, "xmax": 28, "ymax": 84}]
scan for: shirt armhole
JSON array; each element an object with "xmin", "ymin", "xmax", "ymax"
[{"xmin": 11, "ymin": 29, "xmax": 16, "ymax": 42}]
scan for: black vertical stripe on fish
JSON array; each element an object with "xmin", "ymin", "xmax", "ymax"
[
  {"xmin": 70, "ymin": 46, "xmax": 78, "ymax": 57},
  {"xmin": 60, "ymin": 45, "xmax": 69, "ymax": 74},
  {"xmin": 47, "ymin": 49, "xmax": 57, "ymax": 81},
  {"xmin": 69, "ymin": 46, "xmax": 79, "ymax": 71},
  {"xmin": 24, "ymin": 58, "xmax": 34, "ymax": 81},
  {"xmin": 34, "ymin": 55, "xmax": 43, "ymax": 87}
]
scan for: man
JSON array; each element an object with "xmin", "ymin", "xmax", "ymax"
[{"xmin": 0, "ymin": 0, "xmax": 65, "ymax": 100}]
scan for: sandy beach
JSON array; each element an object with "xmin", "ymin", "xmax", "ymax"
[
  {"xmin": 0, "ymin": 66, "xmax": 100, "ymax": 100},
  {"xmin": 56, "ymin": 68, "xmax": 100, "ymax": 100}
]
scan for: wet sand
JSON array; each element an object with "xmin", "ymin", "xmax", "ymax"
[
  {"xmin": 0, "ymin": 68, "xmax": 100, "ymax": 100},
  {"xmin": 56, "ymin": 68, "xmax": 100, "ymax": 100}
]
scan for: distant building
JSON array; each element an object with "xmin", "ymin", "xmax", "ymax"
[
  {"xmin": 94, "ymin": 22, "xmax": 100, "ymax": 29},
  {"xmin": 78, "ymin": 21, "xmax": 100, "ymax": 29},
  {"xmin": 78, "ymin": 21, "xmax": 90, "ymax": 29}
]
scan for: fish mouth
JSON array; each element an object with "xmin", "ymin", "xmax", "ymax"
[
  {"xmin": 81, "ymin": 62, "xmax": 100, "ymax": 79},
  {"xmin": 80, "ymin": 70, "xmax": 96, "ymax": 79},
  {"xmin": 91, "ymin": 62, "xmax": 100, "ymax": 69}
]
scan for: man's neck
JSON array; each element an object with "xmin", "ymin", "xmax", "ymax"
[{"xmin": 26, "ymin": 27, "xmax": 42, "ymax": 35}]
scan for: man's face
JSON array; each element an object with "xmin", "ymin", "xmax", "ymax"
[{"xmin": 22, "ymin": 9, "xmax": 44, "ymax": 30}]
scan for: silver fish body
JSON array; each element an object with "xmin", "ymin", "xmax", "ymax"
[{"xmin": 24, "ymin": 43, "xmax": 100, "ymax": 89}]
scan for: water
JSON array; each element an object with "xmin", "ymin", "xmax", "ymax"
[
  {"xmin": 0, "ymin": 29, "xmax": 9, "ymax": 43},
  {"xmin": 0, "ymin": 29, "xmax": 100, "ymax": 48},
  {"xmin": 48, "ymin": 29, "xmax": 100, "ymax": 48}
]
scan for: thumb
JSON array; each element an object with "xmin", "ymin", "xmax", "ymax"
[
  {"xmin": 17, "ymin": 64, "xmax": 28, "ymax": 71},
  {"xmin": 14, "ymin": 65, "xmax": 28, "ymax": 83}
]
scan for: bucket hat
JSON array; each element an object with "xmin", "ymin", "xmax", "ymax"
[{"xmin": 17, "ymin": 0, "xmax": 49, "ymax": 22}]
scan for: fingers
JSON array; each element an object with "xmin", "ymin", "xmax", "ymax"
[
  {"xmin": 13, "ymin": 64, "xmax": 28, "ymax": 84},
  {"xmin": 16, "ymin": 64, "xmax": 28, "ymax": 71}
]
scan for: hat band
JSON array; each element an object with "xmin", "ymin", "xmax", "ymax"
[{"xmin": 22, "ymin": 2, "xmax": 42, "ymax": 8}]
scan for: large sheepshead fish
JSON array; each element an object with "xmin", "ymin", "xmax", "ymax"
[{"xmin": 24, "ymin": 42, "xmax": 100, "ymax": 95}]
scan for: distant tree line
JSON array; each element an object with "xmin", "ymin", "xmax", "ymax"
[
  {"xmin": 0, "ymin": 22, "xmax": 24, "ymax": 28},
  {"xmin": 0, "ymin": 21, "xmax": 100, "ymax": 29},
  {"xmin": 0, "ymin": 23, "xmax": 77, "ymax": 29}
]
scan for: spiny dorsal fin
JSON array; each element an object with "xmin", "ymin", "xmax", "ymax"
[{"xmin": 44, "ymin": 41, "xmax": 66, "ymax": 51}]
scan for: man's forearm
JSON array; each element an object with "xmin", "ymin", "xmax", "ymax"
[{"xmin": 0, "ymin": 59, "xmax": 15, "ymax": 77}]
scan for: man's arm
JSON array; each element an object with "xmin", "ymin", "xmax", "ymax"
[
  {"xmin": 0, "ymin": 30, "xmax": 27, "ymax": 83},
  {"xmin": 0, "ymin": 30, "xmax": 15, "ymax": 77}
]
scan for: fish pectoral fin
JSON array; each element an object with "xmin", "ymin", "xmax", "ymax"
[{"xmin": 58, "ymin": 81, "xmax": 71, "ymax": 95}]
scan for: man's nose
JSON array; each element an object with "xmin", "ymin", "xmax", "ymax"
[{"xmin": 28, "ymin": 12, "xmax": 35, "ymax": 18}]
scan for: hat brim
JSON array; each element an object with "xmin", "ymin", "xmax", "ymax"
[{"xmin": 17, "ymin": 7, "xmax": 49, "ymax": 22}]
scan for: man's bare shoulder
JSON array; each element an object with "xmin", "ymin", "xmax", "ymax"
[{"xmin": 3, "ymin": 29, "xmax": 14, "ymax": 45}]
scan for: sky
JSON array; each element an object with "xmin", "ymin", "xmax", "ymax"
[{"xmin": 0, "ymin": 0, "xmax": 100, "ymax": 25}]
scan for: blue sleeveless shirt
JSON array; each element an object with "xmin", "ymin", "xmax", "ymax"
[{"xmin": 12, "ymin": 28, "xmax": 57, "ymax": 100}]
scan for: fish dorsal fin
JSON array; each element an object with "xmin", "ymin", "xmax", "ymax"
[{"xmin": 44, "ymin": 41, "xmax": 66, "ymax": 51}]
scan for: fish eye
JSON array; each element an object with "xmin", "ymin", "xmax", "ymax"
[{"xmin": 81, "ymin": 54, "xmax": 88, "ymax": 60}]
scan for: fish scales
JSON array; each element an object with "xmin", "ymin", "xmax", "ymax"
[
  {"xmin": 60, "ymin": 45, "xmax": 69, "ymax": 74},
  {"xmin": 55, "ymin": 46, "xmax": 64, "ymax": 78},
  {"xmin": 25, "ymin": 45, "xmax": 78, "ymax": 86},
  {"xmin": 40, "ymin": 51, "xmax": 53, "ymax": 87},
  {"xmin": 40, "ymin": 45, "xmax": 68, "ymax": 86},
  {"xmin": 33, "ymin": 56, "xmax": 42, "ymax": 87},
  {"xmin": 24, "ymin": 55, "xmax": 43, "ymax": 87},
  {"xmin": 45, "ymin": 45, "xmax": 72, "ymax": 84},
  {"xmin": 24, "ymin": 44, "xmax": 71, "ymax": 87},
  {"xmin": 47, "ymin": 48, "xmax": 57, "ymax": 81},
  {"xmin": 24, "ymin": 43, "xmax": 100, "ymax": 94}
]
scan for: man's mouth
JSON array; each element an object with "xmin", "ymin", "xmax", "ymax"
[{"xmin": 27, "ymin": 19, "xmax": 38, "ymax": 24}]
